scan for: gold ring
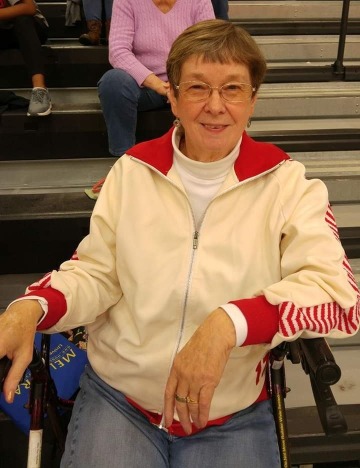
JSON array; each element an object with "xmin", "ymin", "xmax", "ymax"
[
  {"xmin": 175, "ymin": 394, "xmax": 198, "ymax": 404},
  {"xmin": 175, "ymin": 394, "xmax": 188, "ymax": 403},
  {"xmin": 186, "ymin": 396, "xmax": 198, "ymax": 404}
]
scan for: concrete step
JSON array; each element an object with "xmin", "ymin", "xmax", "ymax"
[
  {"xmin": 1, "ymin": 34, "xmax": 359, "ymax": 87},
  {"xmin": 290, "ymin": 151, "xmax": 360, "ymax": 204},
  {"xmin": 0, "ymin": 158, "xmax": 113, "ymax": 195},
  {"xmin": 255, "ymin": 81, "xmax": 360, "ymax": 118},
  {"xmin": 1, "ymin": 188, "xmax": 358, "ymax": 230},
  {"xmin": 232, "ymin": 19, "xmax": 360, "ymax": 36},
  {"xmin": 229, "ymin": 0, "xmax": 360, "ymax": 21},
  {"xmin": 1, "ymin": 158, "xmax": 359, "ymax": 271},
  {"xmin": 36, "ymin": 1, "xmax": 85, "ymax": 39},
  {"xmin": 0, "ymin": 42, "xmax": 111, "ymax": 88},
  {"xmin": 7, "ymin": 82, "xmax": 360, "ymax": 118},
  {"xmin": 286, "ymin": 404, "xmax": 360, "ymax": 465},
  {"xmin": 0, "ymin": 83, "xmax": 359, "ymax": 159},
  {"xmin": 1, "ymin": 151, "xmax": 359, "ymax": 203},
  {"xmin": 1, "ymin": 112, "xmax": 359, "ymax": 159},
  {"xmin": 35, "ymin": 1, "xmax": 360, "ymax": 38},
  {"xmin": 258, "ymin": 34, "xmax": 360, "ymax": 64}
]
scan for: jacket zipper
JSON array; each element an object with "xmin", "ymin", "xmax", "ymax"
[{"xmin": 193, "ymin": 231, "xmax": 199, "ymax": 249}]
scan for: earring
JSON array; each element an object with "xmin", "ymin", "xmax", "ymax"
[
  {"xmin": 173, "ymin": 117, "xmax": 181, "ymax": 128},
  {"xmin": 247, "ymin": 118, "xmax": 252, "ymax": 128}
]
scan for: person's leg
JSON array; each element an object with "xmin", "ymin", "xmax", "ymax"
[
  {"xmin": 102, "ymin": 0, "xmax": 113, "ymax": 42},
  {"xmin": 61, "ymin": 366, "xmax": 170, "ymax": 468},
  {"xmin": 82, "ymin": 0, "xmax": 102, "ymax": 20},
  {"xmin": 0, "ymin": 27, "xmax": 18, "ymax": 49},
  {"xmin": 211, "ymin": 0, "xmax": 229, "ymax": 20},
  {"xmin": 170, "ymin": 400, "xmax": 281, "ymax": 468},
  {"xmin": 103, "ymin": 0, "xmax": 113, "ymax": 20},
  {"xmin": 98, "ymin": 68, "xmax": 167, "ymax": 156},
  {"xmin": 79, "ymin": 0, "xmax": 102, "ymax": 45},
  {"xmin": 11, "ymin": 15, "xmax": 51, "ymax": 116},
  {"xmin": 12, "ymin": 15, "xmax": 48, "ymax": 86}
]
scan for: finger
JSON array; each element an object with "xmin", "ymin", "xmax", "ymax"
[
  {"xmin": 163, "ymin": 373, "xmax": 178, "ymax": 428},
  {"xmin": 187, "ymin": 392, "xmax": 200, "ymax": 428},
  {"xmin": 3, "ymin": 354, "xmax": 31, "ymax": 404},
  {"xmin": 174, "ymin": 389, "xmax": 192, "ymax": 435},
  {"xmin": 197, "ymin": 385, "xmax": 215, "ymax": 428}
]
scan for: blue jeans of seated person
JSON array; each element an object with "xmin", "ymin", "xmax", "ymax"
[
  {"xmin": 82, "ymin": 0, "xmax": 113, "ymax": 21},
  {"xmin": 61, "ymin": 366, "xmax": 281, "ymax": 468},
  {"xmin": 211, "ymin": 0, "xmax": 229, "ymax": 20},
  {"xmin": 98, "ymin": 69, "xmax": 169, "ymax": 157}
]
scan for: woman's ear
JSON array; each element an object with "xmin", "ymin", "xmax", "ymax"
[
  {"xmin": 168, "ymin": 86, "xmax": 178, "ymax": 117},
  {"xmin": 250, "ymin": 93, "xmax": 257, "ymax": 113}
]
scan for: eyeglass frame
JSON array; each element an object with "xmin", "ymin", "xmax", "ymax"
[{"xmin": 174, "ymin": 81, "xmax": 257, "ymax": 103}]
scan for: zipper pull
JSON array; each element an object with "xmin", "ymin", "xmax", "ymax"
[{"xmin": 193, "ymin": 231, "xmax": 199, "ymax": 249}]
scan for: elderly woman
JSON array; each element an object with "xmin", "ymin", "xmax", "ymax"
[{"xmin": 0, "ymin": 20, "xmax": 359, "ymax": 468}]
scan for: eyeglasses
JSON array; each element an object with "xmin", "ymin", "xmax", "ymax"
[{"xmin": 175, "ymin": 81, "xmax": 256, "ymax": 103}]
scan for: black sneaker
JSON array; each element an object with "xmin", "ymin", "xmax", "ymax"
[{"xmin": 27, "ymin": 87, "xmax": 52, "ymax": 116}]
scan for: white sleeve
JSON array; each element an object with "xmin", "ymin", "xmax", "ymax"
[
  {"xmin": 220, "ymin": 303, "xmax": 248, "ymax": 347},
  {"xmin": 7, "ymin": 296, "xmax": 48, "ymax": 325}
]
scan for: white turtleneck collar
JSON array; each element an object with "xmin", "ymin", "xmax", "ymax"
[{"xmin": 172, "ymin": 128, "xmax": 241, "ymax": 228}]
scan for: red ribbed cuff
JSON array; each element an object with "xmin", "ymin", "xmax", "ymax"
[
  {"xmin": 21, "ymin": 288, "xmax": 67, "ymax": 330},
  {"xmin": 229, "ymin": 296, "xmax": 279, "ymax": 346}
]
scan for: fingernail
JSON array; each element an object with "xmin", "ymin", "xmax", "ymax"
[{"xmin": 7, "ymin": 390, "xmax": 13, "ymax": 403}]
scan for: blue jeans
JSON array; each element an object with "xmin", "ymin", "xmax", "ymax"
[
  {"xmin": 82, "ymin": 0, "xmax": 113, "ymax": 21},
  {"xmin": 211, "ymin": 0, "xmax": 229, "ymax": 20},
  {"xmin": 98, "ymin": 69, "xmax": 169, "ymax": 156},
  {"xmin": 61, "ymin": 366, "xmax": 281, "ymax": 468}
]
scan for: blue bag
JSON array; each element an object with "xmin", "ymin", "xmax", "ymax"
[{"xmin": 0, "ymin": 329, "xmax": 88, "ymax": 434}]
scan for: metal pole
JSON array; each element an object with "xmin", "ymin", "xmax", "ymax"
[
  {"xmin": 332, "ymin": 0, "xmax": 351, "ymax": 76},
  {"xmin": 269, "ymin": 344, "xmax": 291, "ymax": 468}
]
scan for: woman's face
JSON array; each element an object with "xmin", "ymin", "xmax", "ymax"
[{"xmin": 169, "ymin": 55, "xmax": 257, "ymax": 162}]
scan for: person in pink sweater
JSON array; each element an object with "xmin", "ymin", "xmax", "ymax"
[{"xmin": 98, "ymin": 0, "xmax": 215, "ymax": 156}]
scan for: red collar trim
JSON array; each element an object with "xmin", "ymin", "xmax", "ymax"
[{"xmin": 126, "ymin": 128, "xmax": 290, "ymax": 180}]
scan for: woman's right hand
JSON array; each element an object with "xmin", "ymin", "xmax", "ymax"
[{"xmin": 0, "ymin": 300, "xmax": 43, "ymax": 403}]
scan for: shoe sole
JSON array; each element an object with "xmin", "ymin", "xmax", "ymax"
[
  {"xmin": 27, "ymin": 104, "xmax": 52, "ymax": 117},
  {"xmin": 79, "ymin": 37, "xmax": 100, "ymax": 46}
]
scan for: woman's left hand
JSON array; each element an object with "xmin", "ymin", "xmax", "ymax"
[
  {"xmin": 164, "ymin": 308, "xmax": 236, "ymax": 434},
  {"xmin": 142, "ymin": 73, "xmax": 169, "ymax": 97}
]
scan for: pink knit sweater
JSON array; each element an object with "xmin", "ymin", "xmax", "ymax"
[{"xmin": 108, "ymin": 0, "xmax": 215, "ymax": 86}]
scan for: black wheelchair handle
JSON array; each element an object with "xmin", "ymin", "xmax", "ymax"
[
  {"xmin": 299, "ymin": 338, "xmax": 341, "ymax": 386},
  {"xmin": 0, "ymin": 356, "xmax": 12, "ymax": 392}
]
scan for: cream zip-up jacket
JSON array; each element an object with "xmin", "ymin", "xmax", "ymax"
[{"xmin": 27, "ymin": 129, "xmax": 359, "ymax": 421}]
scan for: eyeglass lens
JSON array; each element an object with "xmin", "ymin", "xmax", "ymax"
[{"xmin": 178, "ymin": 82, "xmax": 254, "ymax": 102}]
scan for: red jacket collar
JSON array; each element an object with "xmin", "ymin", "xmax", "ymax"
[{"xmin": 126, "ymin": 128, "xmax": 290, "ymax": 180}]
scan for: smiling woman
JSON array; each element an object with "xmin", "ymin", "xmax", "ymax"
[
  {"xmin": 168, "ymin": 57, "xmax": 257, "ymax": 162},
  {"xmin": 0, "ymin": 19, "xmax": 359, "ymax": 468},
  {"xmin": 166, "ymin": 21, "xmax": 266, "ymax": 161}
]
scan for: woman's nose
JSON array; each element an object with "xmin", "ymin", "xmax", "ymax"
[{"xmin": 204, "ymin": 89, "xmax": 226, "ymax": 112}]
